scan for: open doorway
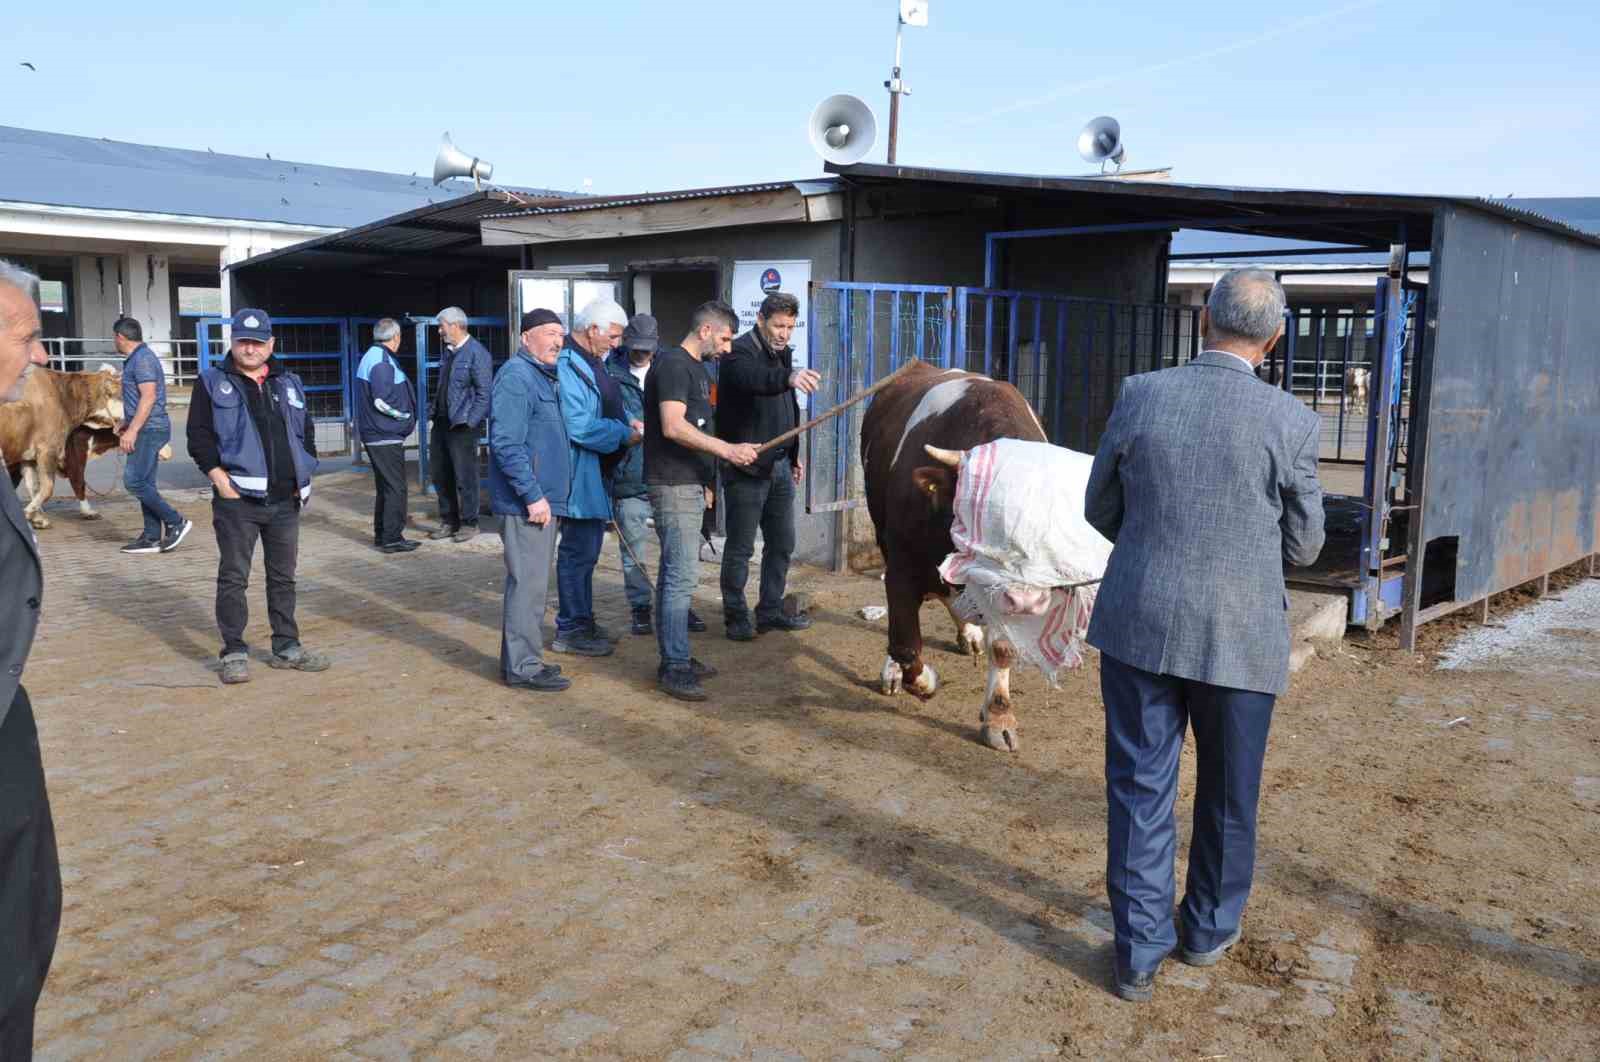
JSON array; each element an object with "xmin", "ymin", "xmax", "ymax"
[{"xmin": 632, "ymin": 263, "xmax": 719, "ymax": 342}]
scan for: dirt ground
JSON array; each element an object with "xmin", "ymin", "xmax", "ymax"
[{"xmin": 23, "ymin": 469, "xmax": 1600, "ymax": 1060}]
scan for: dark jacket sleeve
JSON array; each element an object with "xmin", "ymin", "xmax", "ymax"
[
  {"xmin": 187, "ymin": 379, "xmax": 221, "ymax": 474},
  {"xmin": 720, "ymin": 345, "xmax": 792, "ymax": 396},
  {"xmin": 464, "ymin": 342, "xmax": 493, "ymax": 428}
]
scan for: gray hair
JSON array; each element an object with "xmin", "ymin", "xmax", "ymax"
[
  {"xmin": 0, "ymin": 259, "xmax": 41, "ymax": 322},
  {"xmin": 436, "ymin": 306, "xmax": 468, "ymax": 329},
  {"xmin": 574, "ymin": 298, "xmax": 628, "ymax": 333},
  {"xmin": 1206, "ymin": 269, "xmax": 1286, "ymax": 344},
  {"xmin": 373, "ymin": 317, "xmax": 402, "ymax": 342}
]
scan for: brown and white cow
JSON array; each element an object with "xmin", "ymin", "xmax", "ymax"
[
  {"xmin": 860, "ymin": 360, "xmax": 1047, "ymax": 752},
  {"xmin": 1345, "ymin": 367, "xmax": 1370, "ymax": 415},
  {"xmin": 0, "ymin": 366, "xmax": 126, "ymax": 528}
]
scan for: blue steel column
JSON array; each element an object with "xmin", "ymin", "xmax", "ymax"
[
  {"xmin": 414, "ymin": 320, "xmax": 432, "ymax": 492},
  {"xmin": 1360, "ymin": 248, "xmax": 1407, "ymax": 629}
]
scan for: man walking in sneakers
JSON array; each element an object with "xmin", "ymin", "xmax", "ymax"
[
  {"xmin": 603, "ymin": 313, "xmax": 705, "ymax": 636},
  {"xmin": 717, "ymin": 292, "xmax": 820, "ymax": 641},
  {"xmin": 429, "ymin": 307, "xmax": 491, "ymax": 543},
  {"xmin": 188, "ymin": 308, "xmax": 330, "ymax": 685},
  {"xmin": 645, "ymin": 301, "xmax": 758, "ymax": 700},
  {"xmin": 112, "ymin": 316, "xmax": 192, "ymax": 555}
]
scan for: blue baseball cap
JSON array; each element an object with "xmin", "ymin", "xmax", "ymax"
[{"xmin": 230, "ymin": 307, "xmax": 273, "ymax": 341}]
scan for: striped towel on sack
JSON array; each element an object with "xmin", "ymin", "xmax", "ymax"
[{"xmin": 937, "ymin": 439, "xmax": 1113, "ymax": 683}]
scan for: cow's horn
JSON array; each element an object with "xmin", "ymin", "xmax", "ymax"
[{"xmin": 923, "ymin": 444, "xmax": 963, "ymax": 467}]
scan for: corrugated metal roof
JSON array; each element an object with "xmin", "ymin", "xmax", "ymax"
[
  {"xmin": 482, "ymin": 179, "xmax": 842, "ymax": 219},
  {"xmin": 0, "ymin": 125, "xmax": 570, "ymax": 229}
]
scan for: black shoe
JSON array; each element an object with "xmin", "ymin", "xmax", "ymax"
[
  {"xmin": 687, "ymin": 609, "xmax": 708, "ymax": 633},
  {"xmin": 159, "ymin": 519, "xmax": 193, "ymax": 553},
  {"xmin": 1178, "ymin": 928, "xmax": 1242, "ymax": 967},
  {"xmin": 586, "ymin": 620, "xmax": 614, "ymax": 642},
  {"xmin": 657, "ymin": 666, "xmax": 708, "ymax": 701},
  {"xmin": 631, "ymin": 607, "xmax": 653, "ymax": 636},
  {"xmin": 757, "ymin": 612, "xmax": 812, "ymax": 634},
  {"xmin": 508, "ymin": 665, "xmax": 571, "ymax": 692},
  {"xmin": 380, "ymin": 539, "xmax": 421, "ymax": 554},
  {"xmin": 428, "ymin": 525, "xmax": 459, "ymax": 541},
  {"xmin": 1114, "ymin": 957, "xmax": 1165, "ymax": 1003},
  {"xmin": 550, "ymin": 631, "xmax": 614, "ymax": 657},
  {"xmin": 687, "ymin": 657, "xmax": 718, "ymax": 679},
  {"xmin": 120, "ymin": 536, "xmax": 160, "ymax": 555},
  {"xmin": 725, "ymin": 616, "xmax": 756, "ymax": 642}
]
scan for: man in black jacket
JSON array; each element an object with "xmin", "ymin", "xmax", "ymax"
[
  {"xmin": 188, "ymin": 309, "xmax": 330, "ymax": 685},
  {"xmin": 715, "ymin": 292, "xmax": 821, "ymax": 641}
]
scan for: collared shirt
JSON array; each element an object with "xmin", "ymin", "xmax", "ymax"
[{"xmin": 1202, "ymin": 348, "xmax": 1258, "ymax": 373}]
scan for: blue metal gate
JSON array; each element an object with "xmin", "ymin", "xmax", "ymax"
[{"xmin": 197, "ymin": 316, "xmax": 355, "ymax": 456}]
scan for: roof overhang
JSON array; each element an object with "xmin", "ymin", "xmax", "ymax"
[{"xmin": 479, "ymin": 180, "xmax": 844, "ymax": 246}]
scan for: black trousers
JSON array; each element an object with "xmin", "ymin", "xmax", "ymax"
[
  {"xmin": 212, "ymin": 496, "xmax": 301, "ymax": 658},
  {"xmin": 365, "ymin": 443, "xmax": 408, "ymax": 545},
  {"xmin": 0, "ymin": 688, "xmax": 62, "ymax": 1059},
  {"xmin": 430, "ymin": 420, "xmax": 480, "ymax": 531}
]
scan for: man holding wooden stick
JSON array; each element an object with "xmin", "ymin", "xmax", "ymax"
[{"xmin": 717, "ymin": 292, "xmax": 822, "ymax": 642}]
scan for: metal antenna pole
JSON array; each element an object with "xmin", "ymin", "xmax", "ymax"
[{"xmin": 886, "ymin": 20, "xmax": 906, "ymax": 163}]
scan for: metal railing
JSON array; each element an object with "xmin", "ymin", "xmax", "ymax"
[{"xmin": 42, "ymin": 338, "xmax": 202, "ymax": 390}]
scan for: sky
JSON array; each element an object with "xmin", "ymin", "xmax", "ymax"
[{"xmin": 3, "ymin": 0, "xmax": 1597, "ymax": 198}]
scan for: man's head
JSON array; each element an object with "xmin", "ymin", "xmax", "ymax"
[
  {"xmin": 1202, "ymin": 269, "xmax": 1286, "ymax": 366},
  {"xmin": 519, "ymin": 308, "xmax": 566, "ymax": 366},
  {"xmin": 756, "ymin": 291, "xmax": 800, "ymax": 353},
  {"xmin": 572, "ymin": 299, "xmax": 627, "ymax": 358},
  {"xmin": 113, "ymin": 315, "xmax": 144, "ymax": 356},
  {"xmin": 436, "ymin": 306, "xmax": 470, "ymax": 347},
  {"xmin": 229, "ymin": 306, "xmax": 275, "ymax": 373},
  {"xmin": 682, "ymin": 300, "xmax": 739, "ymax": 360},
  {"xmin": 373, "ymin": 317, "xmax": 403, "ymax": 352},
  {"xmin": 621, "ymin": 313, "xmax": 658, "ymax": 368},
  {"xmin": 0, "ymin": 259, "xmax": 47, "ymax": 404}
]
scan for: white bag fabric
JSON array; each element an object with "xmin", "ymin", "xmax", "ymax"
[{"xmin": 937, "ymin": 439, "xmax": 1112, "ymax": 683}]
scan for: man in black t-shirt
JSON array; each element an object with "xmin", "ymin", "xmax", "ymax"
[{"xmin": 644, "ymin": 300, "xmax": 758, "ymax": 701}]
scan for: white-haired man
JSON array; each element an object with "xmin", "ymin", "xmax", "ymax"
[
  {"xmin": 0, "ymin": 259, "xmax": 61, "ymax": 1056},
  {"xmin": 552, "ymin": 298, "xmax": 641, "ymax": 657},
  {"xmin": 429, "ymin": 307, "xmax": 492, "ymax": 543}
]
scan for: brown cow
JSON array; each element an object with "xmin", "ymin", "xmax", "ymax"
[
  {"xmin": 861, "ymin": 360, "xmax": 1047, "ymax": 751},
  {"xmin": 0, "ymin": 366, "xmax": 126, "ymax": 528}
]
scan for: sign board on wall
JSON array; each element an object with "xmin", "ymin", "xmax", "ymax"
[{"xmin": 731, "ymin": 259, "xmax": 811, "ymax": 408}]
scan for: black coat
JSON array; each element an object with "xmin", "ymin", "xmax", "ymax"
[{"xmin": 716, "ymin": 328, "xmax": 798, "ymax": 477}]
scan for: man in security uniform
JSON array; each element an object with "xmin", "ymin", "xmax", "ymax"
[
  {"xmin": 0, "ymin": 259, "xmax": 61, "ymax": 1058},
  {"xmin": 188, "ymin": 308, "xmax": 331, "ymax": 685}
]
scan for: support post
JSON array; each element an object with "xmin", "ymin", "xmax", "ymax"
[{"xmin": 1364, "ymin": 244, "xmax": 1406, "ymax": 632}]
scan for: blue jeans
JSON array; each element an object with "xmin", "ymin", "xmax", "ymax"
[
  {"xmin": 720, "ymin": 457, "xmax": 795, "ymax": 622},
  {"xmin": 648, "ymin": 483, "xmax": 704, "ymax": 670},
  {"xmin": 123, "ymin": 424, "xmax": 182, "ymax": 540},
  {"xmin": 1100, "ymin": 652, "xmax": 1275, "ymax": 974},
  {"xmin": 613, "ymin": 494, "xmax": 653, "ymax": 611},
  {"xmin": 555, "ymin": 517, "xmax": 605, "ymax": 635}
]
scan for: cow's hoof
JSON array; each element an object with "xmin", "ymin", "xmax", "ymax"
[
  {"xmin": 958, "ymin": 623, "xmax": 985, "ymax": 659},
  {"xmin": 907, "ymin": 662, "xmax": 938, "ymax": 700},
  {"xmin": 980, "ymin": 716, "xmax": 1021, "ymax": 752},
  {"xmin": 79, "ymin": 510, "xmax": 102, "ymax": 521},
  {"xmin": 880, "ymin": 657, "xmax": 903, "ymax": 695},
  {"xmin": 26, "ymin": 513, "xmax": 50, "ymax": 530}
]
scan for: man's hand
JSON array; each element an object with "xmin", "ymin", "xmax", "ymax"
[
  {"xmin": 118, "ymin": 425, "xmax": 138, "ymax": 454},
  {"xmin": 526, "ymin": 498, "xmax": 552, "ymax": 527},
  {"xmin": 722, "ymin": 441, "xmax": 759, "ymax": 467},
  {"xmin": 791, "ymin": 459, "xmax": 804, "ymax": 485},
  {"xmin": 788, "ymin": 368, "xmax": 822, "ymax": 395},
  {"xmin": 208, "ymin": 469, "xmax": 241, "ymax": 500},
  {"xmin": 626, "ymin": 419, "xmax": 644, "ymax": 447},
  {"xmin": 703, "ymin": 484, "xmax": 715, "ymax": 509}
]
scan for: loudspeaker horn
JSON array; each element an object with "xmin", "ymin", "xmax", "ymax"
[
  {"xmin": 809, "ymin": 94, "xmax": 878, "ymax": 165},
  {"xmin": 1077, "ymin": 116, "xmax": 1126, "ymax": 172},
  {"xmin": 432, "ymin": 132, "xmax": 494, "ymax": 188}
]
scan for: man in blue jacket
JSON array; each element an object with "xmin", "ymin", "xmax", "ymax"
[
  {"xmin": 489, "ymin": 309, "xmax": 572, "ymax": 692},
  {"xmin": 355, "ymin": 318, "xmax": 418, "ymax": 553},
  {"xmin": 604, "ymin": 313, "xmax": 705, "ymax": 636},
  {"xmin": 553, "ymin": 298, "xmax": 640, "ymax": 658},
  {"xmin": 429, "ymin": 307, "xmax": 492, "ymax": 543}
]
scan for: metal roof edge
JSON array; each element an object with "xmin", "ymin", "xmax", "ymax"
[{"xmin": 481, "ymin": 179, "xmax": 835, "ymax": 221}]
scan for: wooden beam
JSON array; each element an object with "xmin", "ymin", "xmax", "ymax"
[{"xmin": 481, "ymin": 188, "xmax": 811, "ymax": 246}]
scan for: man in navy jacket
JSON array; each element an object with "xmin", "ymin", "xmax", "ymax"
[
  {"xmin": 429, "ymin": 307, "xmax": 492, "ymax": 543},
  {"xmin": 489, "ymin": 309, "xmax": 573, "ymax": 692},
  {"xmin": 355, "ymin": 318, "xmax": 418, "ymax": 553}
]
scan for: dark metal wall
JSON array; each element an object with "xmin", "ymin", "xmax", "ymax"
[{"xmin": 1416, "ymin": 205, "xmax": 1600, "ymax": 604}]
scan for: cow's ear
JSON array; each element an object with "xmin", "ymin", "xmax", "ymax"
[{"xmin": 911, "ymin": 466, "xmax": 956, "ymax": 510}]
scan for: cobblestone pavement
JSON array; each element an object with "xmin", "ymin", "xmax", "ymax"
[{"xmin": 21, "ymin": 470, "xmax": 1600, "ymax": 1060}]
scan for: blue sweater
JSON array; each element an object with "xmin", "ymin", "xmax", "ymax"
[
  {"xmin": 489, "ymin": 351, "xmax": 572, "ymax": 517},
  {"xmin": 355, "ymin": 345, "xmax": 416, "ymax": 444}
]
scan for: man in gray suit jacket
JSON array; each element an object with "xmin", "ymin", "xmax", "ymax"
[
  {"xmin": 1084, "ymin": 268, "xmax": 1325, "ymax": 1002},
  {"xmin": 0, "ymin": 260, "xmax": 61, "ymax": 1057}
]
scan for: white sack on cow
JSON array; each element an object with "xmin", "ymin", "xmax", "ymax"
[{"xmin": 937, "ymin": 439, "xmax": 1112, "ymax": 684}]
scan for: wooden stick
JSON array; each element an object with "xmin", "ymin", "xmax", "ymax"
[{"xmin": 754, "ymin": 360, "xmax": 922, "ymax": 455}]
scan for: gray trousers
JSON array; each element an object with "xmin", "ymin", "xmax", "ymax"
[{"xmin": 500, "ymin": 515, "xmax": 557, "ymax": 683}]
